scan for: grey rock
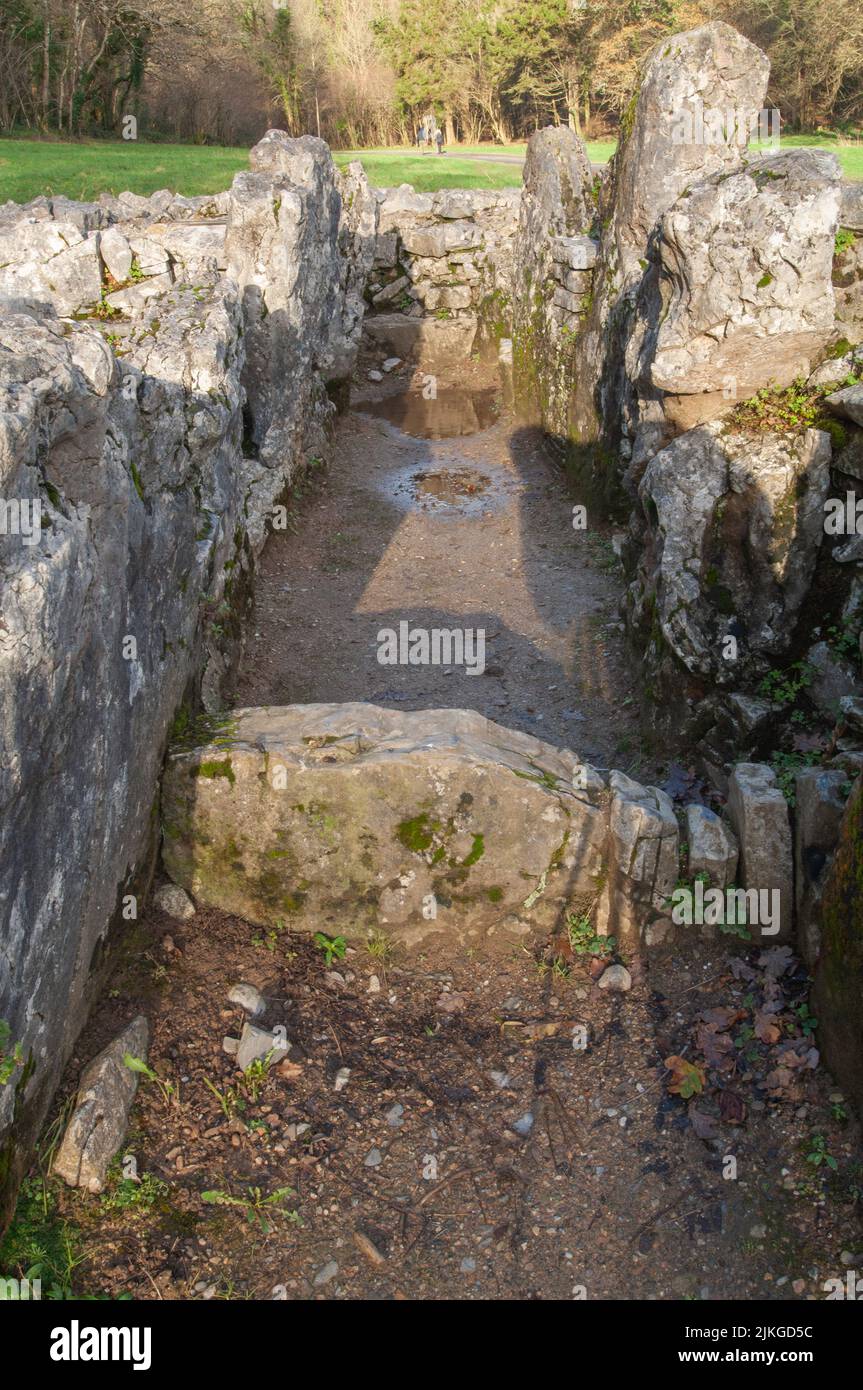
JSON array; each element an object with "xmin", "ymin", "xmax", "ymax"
[
  {"xmin": 637, "ymin": 423, "xmax": 830, "ymax": 680},
  {"xmin": 597, "ymin": 964, "xmax": 632, "ymax": 993},
  {"xmin": 650, "ymin": 151, "xmax": 841, "ymax": 429},
  {"xmin": 727, "ymin": 764, "xmax": 793, "ymax": 941},
  {"xmin": 236, "ymin": 1022, "xmax": 287, "ymax": 1072},
  {"xmin": 99, "ymin": 227, "xmax": 133, "ymax": 283},
  {"xmin": 153, "ymin": 882, "xmax": 195, "ymax": 921},
  {"xmin": 840, "ymin": 182, "xmax": 863, "ymax": 231},
  {"xmin": 364, "ymin": 1148, "xmax": 382, "ymax": 1167},
  {"xmin": 807, "ymin": 641, "xmax": 860, "ymax": 718},
  {"xmin": 227, "ymin": 982, "xmax": 265, "ymax": 1017},
  {"xmin": 685, "ymin": 805, "xmax": 738, "ymax": 888},
  {"xmin": 794, "ymin": 767, "xmax": 849, "ymax": 967},
  {"xmin": 313, "ymin": 1260, "xmax": 339, "ymax": 1287},
  {"xmin": 826, "ymin": 385, "xmax": 863, "ymax": 428},
  {"xmin": 52, "ymin": 1016, "xmax": 149, "ymax": 1193}
]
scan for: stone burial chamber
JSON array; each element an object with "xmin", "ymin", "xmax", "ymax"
[{"xmin": 2, "ymin": 13, "xmax": 863, "ymax": 1229}]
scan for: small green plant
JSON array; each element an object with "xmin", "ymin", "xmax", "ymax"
[
  {"xmin": 758, "ymin": 661, "xmax": 813, "ymax": 707},
  {"xmin": 0, "ymin": 1020, "xmax": 24, "ymax": 1086},
  {"xmin": 364, "ymin": 930, "xmax": 393, "ymax": 964},
  {"xmin": 565, "ymin": 911, "xmax": 614, "ymax": 958},
  {"xmin": 805, "ymin": 1133, "xmax": 838, "ymax": 1172},
  {"xmin": 201, "ymin": 1185, "xmax": 299, "ymax": 1234},
  {"xmin": 832, "ymin": 1101, "xmax": 849, "ymax": 1124},
  {"xmin": 101, "ymin": 1168, "xmax": 169, "ymax": 1215},
  {"xmin": 202, "ymin": 1075, "xmax": 243, "ymax": 1118},
  {"xmin": 794, "ymin": 1002, "xmax": 818, "ymax": 1037},
  {"xmin": 123, "ymin": 1054, "xmax": 178, "ymax": 1108},
  {"xmin": 835, "ymin": 228, "xmax": 857, "ymax": 257},
  {"xmin": 313, "ymin": 932, "xmax": 347, "ymax": 967}
]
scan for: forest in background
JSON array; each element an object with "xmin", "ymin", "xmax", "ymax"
[{"xmin": 2, "ymin": 0, "xmax": 863, "ymax": 148}]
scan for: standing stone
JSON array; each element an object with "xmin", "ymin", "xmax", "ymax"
[
  {"xmin": 726, "ymin": 764, "xmax": 793, "ymax": 942},
  {"xmin": 52, "ymin": 1016, "xmax": 149, "ymax": 1193},
  {"xmin": 595, "ymin": 771, "xmax": 679, "ymax": 951},
  {"xmin": 571, "ymin": 21, "xmax": 770, "ymax": 467},
  {"xmin": 512, "ymin": 126, "xmax": 595, "ymax": 434},
  {"xmin": 685, "ymin": 805, "xmax": 738, "ymax": 888},
  {"xmin": 814, "ymin": 776, "xmax": 863, "ymax": 1119},
  {"xmin": 794, "ymin": 768, "xmax": 849, "ymax": 967}
]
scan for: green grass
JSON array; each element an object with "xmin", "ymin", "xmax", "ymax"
[
  {"xmin": 332, "ymin": 150, "xmax": 522, "ymax": 189},
  {"xmin": 1, "ymin": 132, "xmax": 860, "ymax": 208},
  {"xmin": 0, "ymin": 138, "xmax": 250, "ymax": 206}
]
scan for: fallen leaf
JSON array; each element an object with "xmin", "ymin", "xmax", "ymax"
[
  {"xmin": 664, "ymin": 1055, "xmax": 707, "ymax": 1098},
  {"xmin": 689, "ymin": 1106, "xmax": 720, "ymax": 1140},
  {"xmin": 718, "ymin": 1089, "xmax": 747, "ymax": 1125},
  {"xmin": 753, "ymin": 1012, "xmax": 781, "ymax": 1044}
]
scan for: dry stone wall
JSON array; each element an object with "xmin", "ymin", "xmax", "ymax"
[
  {"xmin": 362, "ymin": 185, "xmax": 519, "ymax": 370},
  {"xmin": 0, "ymin": 134, "xmax": 374, "ymax": 1225}
]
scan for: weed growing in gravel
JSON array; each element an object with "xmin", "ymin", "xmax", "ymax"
[
  {"xmin": 124, "ymin": 1054, "xmax": 179, "ymax": 1109},
  {"xmin": 201, "ymin": 1185, "xmax": 300, "ymax": 1234},
  {"xmin": 313, "ymin": 932, "xmax": 347, "ymax": 967},
  {"xmin": 566, "ymin": 911, "xmax": 614, "ymax": 958}
]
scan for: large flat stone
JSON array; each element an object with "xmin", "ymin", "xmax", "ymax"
[{"xmin": 162, "ymin": 704, "xmax": 608, "ymax": 949}]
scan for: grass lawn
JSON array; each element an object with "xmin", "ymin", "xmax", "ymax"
[{"xmin": 1, "ymin": 133, "xmax": 861, "ymax": 207}]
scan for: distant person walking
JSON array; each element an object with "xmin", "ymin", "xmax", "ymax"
[
  {"xmin": 435, "ymin": 127, "xmax": 444, "ymax": 155},
  {"xmin": 417, "ymin": 124, "xmax": 425, "ymax": 150}
]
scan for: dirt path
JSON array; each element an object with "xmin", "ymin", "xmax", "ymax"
[{"xmin": 233, "ymin": 360, "xmax": 646, "ymax": 774}]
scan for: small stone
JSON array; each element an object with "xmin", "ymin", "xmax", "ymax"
[
  {"xmin": 236, "ymin": 1022, "xmax": 287, "ymax": 1072},
  {"xmin": 460, "ymin": 1257, "xmax": 477, "ymax": 1273},
  {"xmin": 382, "ymin": 356, "xmax": 402, "ymax": 372},
  {"xmin": 386, "ymin": 1103, "xmax": 404, "ymax": 1127},
  {"xmin": 227, "ymin": 982, "xmax": 265, "ymax": 1018},
  {"xmin": 597, "ymin": 964, "xmax": 632, "ymax": 992},
  {"xmin": 153, "ymin": 882, "xmax": 195, "ymax": 920},
  {"xmin": 840, "ymin": 1250, "xmax": 856, "ymax": 1266},
  {"xmin": 792, "ymin": 1278, "xmax": 806, "ymax": 1295},
  {"xmin": 489, "ymin": 1071, "xmax": 510, "ymax": 1088},
  {"xmin": 364, "ymin": 1148, "xmax": 383, "ymax": 1167},
  {"xmin": 512, "ymin": 1112, "xmax": 534, "ymax": 1137},
  {"xmin": 313, "ymin": 1260, "xmax": 338, "ymax": 1287},
  {"xmin": 323, "ymin": 971, "xmax": 346, "ymax": 990},
  {"xmin": 367, "ymin": 370, "xmax": 383, "ymax": 382},
  {"xmin": 368, "ymin": 974, "xmax": 381, "ymax": 994},
  {"xmin": 334, "ymin": 1066, "xmax": 351, "ymax": 1092},
  {"xmin": 222, "ymin": 1035, "xmax": 239, "ymax": 1056},
  {"xmin": 750, "ymin": 1224, "xmax": 767, "ymax": 1239},
  {"xmin": 285, "ymin": 1122, "xmax": 310, "ymax": 1141}
]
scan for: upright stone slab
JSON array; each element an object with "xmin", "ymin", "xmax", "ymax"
[
  {"xmin": 52, "ymin": 1017, "xmax": 149, "ymax": 1193},
  {"xmin": 814, "ymin": 776, "xmax": 863, "ymax": 1119},
  {"xmin": 794, "ymin": 768, "xmax": 849, "ymax": 967},
  {"xmin": 727, "ymin": 764, "xmax": 793, "ymax": 941},
  {"xmin": 512, "ymin": 126, "xmax": 595, "ymax": 434},
  {"xmin": 650, "ymin": 150, "xmax": 841, "ymax": 434},
  {"xmin": 595, "ymin": 771, "xmax": 678, "ymax": 950},
  {"xmin": 685, "ymin": 805, "xmax": 738, "ymax": 888},
  {"xmin": 570, "ymin": 21, "xmax": 769, "ymax": 467}
]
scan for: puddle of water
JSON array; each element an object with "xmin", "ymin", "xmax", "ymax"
[
  {"xmin": 356, "ymin": 387, "xmax": 500, "ymax": 439},
  {"xmin": 413, "ymin": 468, "xmax": 491, "ymax": 503}
]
